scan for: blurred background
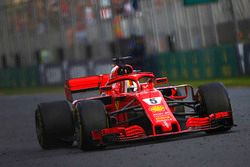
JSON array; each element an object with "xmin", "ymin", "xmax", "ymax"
[{"xmin": 0, "ymin": 0, "xmax": 250, "ymax": 88}]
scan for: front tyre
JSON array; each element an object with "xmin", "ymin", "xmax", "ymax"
[
  {"xmin": 197, "ymin": 82, "xmax": 234, "ymax": 132},
  {"xmin": 35, "ymin": 101, "xmax": 74, "ymax": 149},
  {"xmin": 76, "ymin": 100, "xmax": 108, "ymax": 150}
]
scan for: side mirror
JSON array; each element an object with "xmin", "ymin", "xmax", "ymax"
[{"xmin": 155, "ymin": 77, "xmax": 168, "ymax": 84}]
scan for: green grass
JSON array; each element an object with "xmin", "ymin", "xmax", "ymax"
[{"xmin": 0, "ymin": 77, "xmax": 250, "ymax": 95}]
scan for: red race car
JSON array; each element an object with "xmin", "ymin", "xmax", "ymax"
[{"xmin": 35, "ymin": 57, "xmax": 234, "ymax": 150}]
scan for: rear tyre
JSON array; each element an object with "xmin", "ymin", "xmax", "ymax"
[
  {"xmin": 35, "ymin": 101, "xmax": 74, "ymax": 149},
  {"xmin": 76, "ymin": 100, "xmax": 108, "ymax": 150},
  {"xmin": 197, "ymin": 82, "xmax": 233, "ymax": 133}
]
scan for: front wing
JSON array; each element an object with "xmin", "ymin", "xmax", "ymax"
[{"xmin": 91, "ymin": 111, "xmax": 233, "ymax": 145}]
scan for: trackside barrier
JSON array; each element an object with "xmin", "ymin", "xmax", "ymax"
[
  {"xmin": 40, "ymin": 59, "xmax": 112, "ymax": 86},
  {"xmin": 144, "ymin": 44, "xmax": 240, "ymax": 80},
  {"xmin": 243, "ymin": 43, "xmax": 250, "ymax": 75},
  {"xmin": 41, "ymin": 64, "xmax": 64, "ymax": 85},
  {"xmin": 0, "ymin": 45, "xmax": 245, "ymax": 88},
  {"xmin": 92, "ymin": 59, "xmax": 112, "ymax": 75},
  {"xmin": 40, "ymin": 61, "xmax": 88, "ymax": 85},
  {"xmin": 66, "ymin": 60, "xmax": 88, "ymax": 79},
  {"xmin": 0, "ymin": 66, "xmax": 39, "ymax": 88}
]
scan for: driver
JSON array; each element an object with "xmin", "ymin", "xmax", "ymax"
[
  {"xmin": 109, "ymin": 65, "xmax": 136, "ymax": 93},
  {"xmin": 125, "ymin": 80, "xmax": 137, "ymax": 93}
]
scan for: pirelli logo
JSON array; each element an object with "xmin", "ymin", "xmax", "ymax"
[{"xmin": 150, "ymin": 105, "xmax": 165, "ymax": 112}]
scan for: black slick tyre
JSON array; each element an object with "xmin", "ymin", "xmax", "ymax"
[
  {"xmin": 76, "ymin": 100, "xmax": 108, "ymax": 150},
  {"xmin": 197, "ymin": 82, "xmax": 233, "ymax": 132},
  {"xmin": 35, "ymin": 101, "xmax": 74, "ymax": 149}
]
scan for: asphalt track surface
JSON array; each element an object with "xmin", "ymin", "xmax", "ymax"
[{"xmin": 0, "ymin": 88, "xmax": 250, "ymax": 167}]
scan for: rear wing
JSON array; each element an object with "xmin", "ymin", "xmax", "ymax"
[{"xmin": 64, "ymin": 74, "xmax": 109, "ymax": 102}]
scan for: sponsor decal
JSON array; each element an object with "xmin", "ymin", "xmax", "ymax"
[
  {"xmin": 150, "ymin": 98, "xmax": 158, "ymax": 104},
  {"xmin": 163, "ymin": 121, "xmax": 169, "ymax": 128},
  {"xmin": 153, "ymin": 113, "xmax": 163, "ymax": 116},
  {"xmin": 150, "ymin": 105, "xmax": 165, "ymax": 112},
  {"xmin": 155, "ymin": 115, "xmax": 172, "ymax": 121},
  {"xmin": 143, "ymin": 97, "xmax": 162, "ymax": 105}
]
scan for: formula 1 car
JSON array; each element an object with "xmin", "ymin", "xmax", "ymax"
[{"xmin": 35, "ymin": 57, "xmax": 234, "ymax": 150}]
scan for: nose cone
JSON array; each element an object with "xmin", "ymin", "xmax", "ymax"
[
  {"xmin": 154, "ymin": 118, "xmax": 180, "ymax": 134},
  {"xmin": 137, "ymin": 91, "xmax": 181, "ymax": 135}
]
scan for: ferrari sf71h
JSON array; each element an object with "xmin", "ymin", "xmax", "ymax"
[{"xmin": 35, "ymin": 57, "xmax": 234, "ymax": 150}]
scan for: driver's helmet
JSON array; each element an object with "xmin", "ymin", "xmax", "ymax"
[{"xmin": 110, "ymin": 64, "xmax": 134, "ymax": 79}]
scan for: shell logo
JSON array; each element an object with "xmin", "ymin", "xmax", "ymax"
[{"xmin": 150, "ymin": 105, "xmax": 165, "ymax": 112}]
